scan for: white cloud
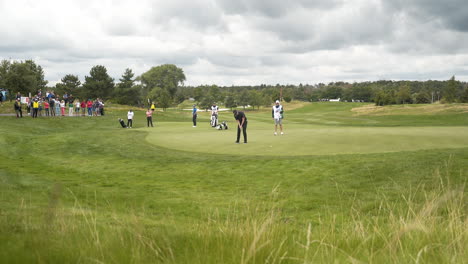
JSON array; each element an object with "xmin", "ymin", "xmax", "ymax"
[{"xmin": 0, "ymin": 0, "xmax": 467, "ymax": 86}]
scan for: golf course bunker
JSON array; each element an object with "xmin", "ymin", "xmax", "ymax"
[{"xmin": 145, "ymin": 122, "xmax": 468, "ymax": 156}]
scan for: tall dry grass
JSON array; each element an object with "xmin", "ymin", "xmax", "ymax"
[{"xmin": 1, "ymin": 171, "xmax": 465, "ymax": 263}]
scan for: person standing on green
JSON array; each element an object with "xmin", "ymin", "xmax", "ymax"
[
  {"xmin": 272, "ymin": 100, "xmax": 284, "ymax": 135},
  {"xmin": 146, "ymin": 108, "xmax": 154, "ymax": 127},
  {"xmin": 192, "ymin": 104, "xmax": 197, "ymax": 127},
  {"xmin": 127, "ymin": 109, "xmax": 134, "ymax": 128},
  {"xmin": 233, "ymin": 110, "xmax": 247, "ymax": 144}
]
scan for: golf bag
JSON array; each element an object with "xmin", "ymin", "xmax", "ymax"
[
  {"xmin": 119, "ymin": 118, "xmax": 127, "ymax": 128},
  {"xmin": 216, "ymin": 121, "xmax": 228, "ymax": 130},
  {"xmin": 210, "ymin": 113, "xmax": 218, "ymax": 127}
]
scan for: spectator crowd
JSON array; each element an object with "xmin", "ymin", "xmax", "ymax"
[{"xmin": 13, "ymin": 89, "xmax": 105, "ymax": 118}]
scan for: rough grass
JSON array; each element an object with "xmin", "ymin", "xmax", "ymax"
[{"xmin": 352, "ymin": 103, "xmax": 468, "ymax": 116}]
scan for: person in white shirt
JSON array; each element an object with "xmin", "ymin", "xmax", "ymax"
[
  {"xmin": 127, "ymin": 110, "xmax": 134, "ymax": 128},
  {"xmin": 75, "ymin": 100, "xmax": 80, "ymax": 115},
  {"xmin": 210, "ymin": 103, "xmax": 219, "ymax": 127},
  {"xmin": 272, "ymin": 100, "xmax": 284, "ymax": 135}
]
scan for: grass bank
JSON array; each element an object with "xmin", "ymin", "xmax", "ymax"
[{"xmin": 0, "ymin": 102, "xmax": 466, "ymax": 263}]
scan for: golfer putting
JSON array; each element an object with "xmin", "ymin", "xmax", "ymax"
[{"xmin": 233, "ymin": 110, "xmax": 247, "ymax": 144}]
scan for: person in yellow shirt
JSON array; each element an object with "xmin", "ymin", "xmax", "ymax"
[
  {"xmin": 150, "ymin": 102, "xmax": 156, "ymax": 112},
  {"xmin": 32, "ymin": 98, "xmax": 39, "ymax": 118}
]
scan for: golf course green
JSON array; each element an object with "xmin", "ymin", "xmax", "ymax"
[
  {"xmin": 145, "ymin": 122, "xmax": 468, "ymax": 155},
  {"xmin": 0, "ymin": 101, "xmax": 466, "ymax": 263}
]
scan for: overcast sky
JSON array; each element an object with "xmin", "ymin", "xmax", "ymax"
[{"xmin": 1, "ymin": 0, "xmax": 467, "ymax": 86}]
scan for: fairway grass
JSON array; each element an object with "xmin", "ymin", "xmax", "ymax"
[{"xmin": 0, "ymin": 102, "xmax": 467, "ymax": 263}]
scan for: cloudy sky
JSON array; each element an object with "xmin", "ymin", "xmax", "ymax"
[{"xmin": 1, "ymin": 0, "xmax": 467, "ymax": 86}]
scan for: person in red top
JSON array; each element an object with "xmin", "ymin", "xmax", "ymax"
[
  {"xmin": 80, "ymin": 100, "xmax": 86, "ymax": 116},
  {"xmin": 87, "ymin": 99, "xmax": 93, "ymax": 116},
  {"xmin": 44, "ymin": 101, "xmax": 50, "ymax": 116}
]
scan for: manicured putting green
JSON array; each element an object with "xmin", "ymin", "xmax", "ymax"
[{"xmin": 143, "ymin": 122, "xmax": 468, "ymax": 156}]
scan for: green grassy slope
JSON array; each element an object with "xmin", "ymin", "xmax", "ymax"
[{"xmin": 0, "ymin": 102, "xmax": 466, "ymax": 263}]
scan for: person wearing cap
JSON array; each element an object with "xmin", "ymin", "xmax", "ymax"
[
  {"xmin": 32, "ymin": 98, "xmax": 39, "ymax": 118},
  {"xmin": 233, "ymin": 110, "xmax": 247, "ymax": 144},
  {"xmin": 210, "ymin": 103, "xmax": 219, "ymax": 127},
  {"xmin": 192, "ymin": 104, "xmax": 198, "ymax": 127},
  {"xmin": 14, "ymin": 98, "xmax": 22, "ymax": 118},
  {"xmin": 272, "ymin": 100, "xmax": 284, "ymax": 135}
]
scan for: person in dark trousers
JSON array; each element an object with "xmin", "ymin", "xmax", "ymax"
[
  {"xmin": 146, "ymin": 108, "xmax": 154, "ymax": 127},
  {"xmin": 127, "ymin": 109, "xmax": 134, "ymax": 128},
  {"xmin": 14, "ymin": 99, "xmax": 22, "ymax": 118},
  {"xmin": 233, "ymin": 110, "xmax": 247, "ymax": 144},
  {"xmin": 32, "ymin": 98, "xmax": 39, "ymax": 118},
  {"xmin": 192, "ymin": 104, "xmax": 197, "ymax": 127}
]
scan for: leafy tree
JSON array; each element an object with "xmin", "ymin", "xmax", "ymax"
[
  {"xmin": 460, "ymin": 86, "xmax": 468, "ymax": 103},
  {"xmin": 55, "ymin": 74, "xmax": 81, "ymax": 95},
  {"xmin": 236, "ymin": 89, "xmax": 250, "ymax": 109},
  {"xmin": 248, "ymin": 90, "xmax": 262, "ymax": 110},
  {"xmin": 82, "ymin": 65, "xmax": 114, "ymax": 100},
  {"xmin": 262, "ymin": 95, "xmax": 272, "ymax": 107},
  {"xmin": 25, "ymin": 60, "xmax": 48, "ymax": 90},
  {"xmin": 199, "ymin": 95, "xmax": 213, "ymax": 111},
  {"xmin": 140, "ymin": 64, "xmax": 185, "ymax": 100},
  {"xmin": 1, "ymin": 60, "xmax": 47, "ymax": 97},
  {"xmin": 0, "ymin": 60, "xmax": 11, "ymax": 96},
  {"xmin": 396, "ymin": 84, "xmax": 412, "ymax": 104},
  {"xmin": 119, "ymin": 68, "xmax": 135, "ymax": 87},
  {"xmin": 322, "ymin": 86, "xmax": 342, "ymax": 99},
  {"xmin": 224, "ymin": 93, "xmax": 237, "ymax": 110},
  {"xmin": 148, "ymin": 87, "xmax": 171, "ymax": 111},
  {"xmin": 113, "ymin": 69, "xmax": 140, "ymax": 105},
  {"xmin": 443, "ymin": 76, "xmax": 458, "ymax": 103},
  {"xmin": 349, "ymin": 85, "xmax": 373, "ymax": 102},
  {"xmin": 413, "ymin": 90, "xmax": 431, "ymax": 104},
  {"xmin": 374, "ymin": 90, "xmax": 393, "ymax": 106},
  {"xmin": 174, "ymin": 87, "xmax": 186, "ymax": 105},
  {"xmin": 208, "ymin": 85, "xmax": 222, "ymax": 103},
  {"xmin": 309, "ymin": 90, "xmax": 321, "ymax": 102},
  {"xmin": 193, "ymin": 86, "xmax": 204, "ymax": 102}
]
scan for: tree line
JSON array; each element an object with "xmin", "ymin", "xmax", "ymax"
[{"xmin": 1, "ymin": 59, "xmax": 467, "ymax": 110}]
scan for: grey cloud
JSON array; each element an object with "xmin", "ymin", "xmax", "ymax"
[
  {"xmin": 146, "ymin": 0, "xmax": 226, "ymax": 31},
  {"xmin": 256, "ymin": 2, "xmax": 395, "ymax": 52},
  {"xmin": 64, "ymin": 46, "xmax": 200, "ymax": 67},
  {"xmin": 0, "ymin": 35, "xmax": 67, "ymax": 56},
  {"xmin": 385, "ymin": 0, "xmax": 468, "ymax": 32},
  {"xmin": 259, "ymin": 55, "xmax": 289, "ymax": 66},
  {"xmin": 202, "ymin": 53, "xmax": 259, "ymax": 68},
  {"xmin": 217, "ymin": 0, "xmax": 342, "ymax": 17},
  {"xmin": 105, "ymin": 19, "xmax": 138, "ymax": 36}
]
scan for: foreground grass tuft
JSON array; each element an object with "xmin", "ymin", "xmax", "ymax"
[
  {"xmin": 0, "ymin": 103, "xmax": 467, "ymax": 263},
  {"xmin": 0, "ymin": 171, "xmax": 465, "ymax": 263}
]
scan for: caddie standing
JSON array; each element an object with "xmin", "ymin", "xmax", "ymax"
[{"xmin": 272, "ymin": 100, "xmax": 284, "ymax": 135}]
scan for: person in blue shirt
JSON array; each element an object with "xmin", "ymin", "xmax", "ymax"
[{"xmin": 192, "ymin": 104, "xmax": 198, "ymax": 127}]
